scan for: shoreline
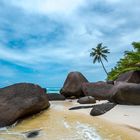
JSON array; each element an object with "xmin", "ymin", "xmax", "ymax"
[
  {"xmin": 0, "ymin": 100, "xmax": 139, "ymax": 140},
  {"xmin": 64, "ymin": 100, "xmax": 140, "ymax": 127},
  {"xmin": 51, "ymin": 100, "xmax": 140, "ymax": 140}
]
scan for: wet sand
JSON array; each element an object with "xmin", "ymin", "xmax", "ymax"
[{"xmin": 0, "ymin": 100, "xmax": 139, "ymax": 140}]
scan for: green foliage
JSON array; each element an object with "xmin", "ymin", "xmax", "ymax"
[
  {"xmin": 107, "ymin": 42, "xmax": 140, "ymax": 80},
  {"xmin": 90, "ymin": 43, "xmax": 110, "ymax": 75}
]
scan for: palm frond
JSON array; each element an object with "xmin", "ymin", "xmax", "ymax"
[
  {"xmin": 90, "ymin": 43, "xmax": 110, "ymax": 75},
  {"xmin": 93, "ymin": 55, "xmax": 99, "ymax": 63}
]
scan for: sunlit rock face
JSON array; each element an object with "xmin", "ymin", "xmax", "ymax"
[
  {"xmin": 109, "ymin": 82, "xmax": 140, "ymax": 105},
  {"xmin": 60, "ymin": 71, "xmax": 88, "ymax": 98},
  {"xmin": 82, "ymin": 82, "xmax": 114, "ymax": 100},
  {"xmin": 77, "ymin": 96, "xmax": 96, "ymax": 104},
  {"xmin": 116, "ymin": 70, "xmax": 140, "ymax": 83},
  {"xmin": 0, "ymin": 83, "xmax": 50, "ymax": 127}
]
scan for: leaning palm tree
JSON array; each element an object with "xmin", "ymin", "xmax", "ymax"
[{"xmin": 90, "ymin": 43, "xmax": 110, "ymax": 75}]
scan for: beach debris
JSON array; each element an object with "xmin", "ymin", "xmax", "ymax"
[{"xmin": 90, "ymin": 102, "xmax": 116, "ymax": 116}]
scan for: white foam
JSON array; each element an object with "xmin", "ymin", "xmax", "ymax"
[
  {"xmin": 0, "ymin": 127, "xmax": 7, "ymax": 131},
  {"xmin": 11, "ymin": 121, "xmax": 18, "ymax": 128},
  {"xmin": 52, "ymin": 104, "xmax": 64, "ymax": 111},
  {"xmin": 76, "ymin": 121, "xmax": 102, "ymax": 140},
  {"xmin": 63, "ymin": 121, "xmax": 70, "ymax": 128},
  {"xmin": 0, "ymin": 131, "xmax": 24, "ymax": 136}
]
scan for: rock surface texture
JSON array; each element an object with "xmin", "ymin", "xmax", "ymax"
[
  {"xmin": 0, "ymin": 83, "xmax": 50, "ymax": 127},
  {"xmin": 109, "ymin": 82, "xmax": 140, "ymax": 105},
  {"xmin": 77, "ymin": 96, "xmax": 96, "ymax": 104},
  {"xmin": 60, "ymin": 72, "xmax": 88, "ymax": 98},
  {"xmin": 47, "ymin": 93, "xmax": 65, "ymax": 101},
  {"xmin": 82, "ymin": 82, "xmax": 114, "ymax": 100},
  {"xmin": 116, "ymin": 70, "xmax": 140, "ymax": 83},
  {"xmin": 90, "ymin": 102, "xmax": 116, "ymax": 116}
]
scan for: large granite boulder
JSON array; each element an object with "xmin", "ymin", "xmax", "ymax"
[
  {"xmin": 60, "ymin": 72, "xmax": 88, "ymax": 98},
  {"xmin": 90, "ymin": 102, "xmax": 116, "ymax": 116},
  {"xmin": 77, "ymin": 96, "xmax": 96, "ymax": 104},
  {"xmin": 0, "ymin": 83, "xmax": 50, "ymax": 127},
  {"xmin": 82, "ymin": 82, "xmax": 114, "ymax": 100},
  {"xmin": 42, "ymin": 88, "xmax": 47, "ymax": 93},
  {"xmin": 116, "ymin": 70, "xmax": 140, "ymax": 83},
  {"xmin": 47, "ymin": 93, "xmax": 65, "ymax": 101},
  {"xmin": 109, "ymin": 82, "xmax": 140, "ymax": 105}
]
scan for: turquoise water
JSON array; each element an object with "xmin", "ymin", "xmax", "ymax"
[{"xmin": 46, "ymin": 87, "xmax": 61, "ymax": 93}]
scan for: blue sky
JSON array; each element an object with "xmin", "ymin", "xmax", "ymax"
[{"xmin": 0, "ymin": 0, "xmax": 140, "ymax": 88}]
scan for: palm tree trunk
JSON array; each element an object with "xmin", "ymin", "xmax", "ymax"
[{"xmin": 100, "ymin": 58, "xmax": 108, "ymax": 75}]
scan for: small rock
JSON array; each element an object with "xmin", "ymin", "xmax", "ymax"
[
  {"xmin": 77, "ymin": 96, "xmax": 96, "ymax": 104},
  {"xmin": 69, "ymin": 105, "xmax": 93, "ymax": 110},
  {"xmin": 47, "ymin": 93, "xmax": 65, "ymax": 101},
  {"xmin": 90, "ymin": 102, "xmax": 116, "ymax": 116},
  {"xmin": 25, "ymin": 130, "xmax": 41, "ymax": 138}
]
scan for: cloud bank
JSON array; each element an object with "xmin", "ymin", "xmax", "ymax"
[{"xmin": 0, "ymin": 0, "xmax": 140, "ymax": 87}]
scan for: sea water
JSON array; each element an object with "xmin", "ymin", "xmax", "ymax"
[{"xmin": 46, "ymin": 87, "xmax": 61, "ymax": 94}]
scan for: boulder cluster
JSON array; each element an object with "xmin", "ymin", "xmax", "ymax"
[
  {"xmin": 60, "ymin": 71, "xmax": 140, "ymax": 105},
  {"xmin": 0, "ymin": 70, "xmax": 139, "ymax": 127},
  {"xmin": 59, "ymin": 70, "xmax": 140, "ymax": 116}
]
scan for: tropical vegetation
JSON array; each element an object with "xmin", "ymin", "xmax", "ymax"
[
  {"xmin": 90, "ymin": 43, "xmax": 110, "ymax": 75},
  {"xmin": 107, "ymin": 42, "xmax": 140, "ymax": 80}
]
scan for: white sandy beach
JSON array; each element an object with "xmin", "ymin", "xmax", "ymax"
[
  {"xmin": 58, "ymin": 100, "xmax": 140, "ymax": 139},
  {"xmin": 67, "ymin": 100, "xmax": 140, "ymax": 129}
]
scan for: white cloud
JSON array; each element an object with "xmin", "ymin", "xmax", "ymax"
[
  {"xmin": 0, "ymin": 0, "xmax": 140, "ymax": 86},
  {"xmin": 9, "ymin": 0, "xmax": 85, "ymax": 16},
  {"xmin": 105, "ymin": 0, "xmax": 122, "ymax": 4}
]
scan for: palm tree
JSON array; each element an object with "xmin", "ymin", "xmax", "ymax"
[{"xmin": 90, "ymin": 43, "xmax": 110, "ymax": 75}]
